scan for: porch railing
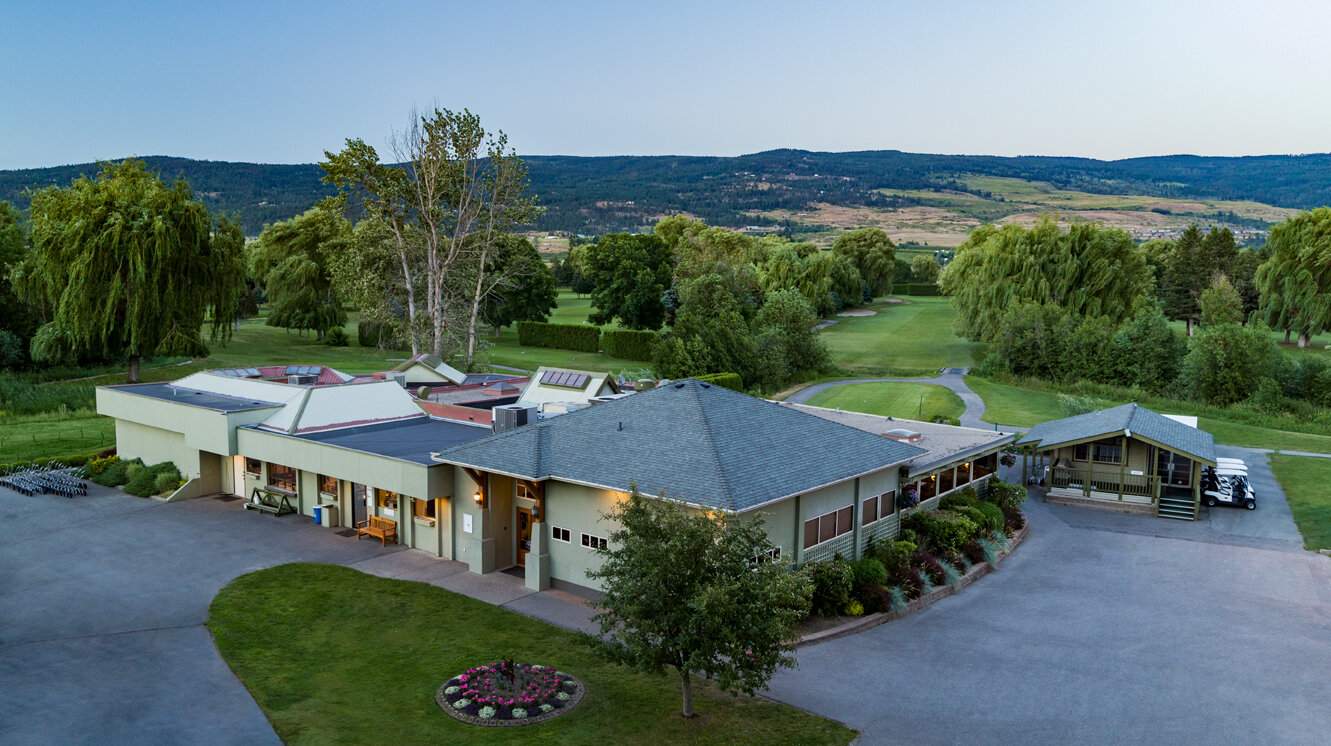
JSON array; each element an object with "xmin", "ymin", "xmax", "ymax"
[{"xmin": 1050, "ymin": 467, "xmax": 1159, "ymax": 501}]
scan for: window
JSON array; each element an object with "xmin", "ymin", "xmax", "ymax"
[
  {"xmin": 413, "ymin": 498, "xmax": 436, "ymax": 522},
  {"xmin": 919, "ymin": 475, "xmax": 937, "ymax": 501},
  {"xmin": 244, "ymin": 458, "xmax": 261, "ymax": 477},
  {"xmin": 580, "ymin": 532, "xmax": 607, "ymax": 550},
  {"xmin": 862, "ymin": 498, "xmax": 878, "ymax": 525},
  {"xmin": 266, "ymin": 463, "xmax": 296, "ymax": 493},
  {"xmin": 1073, "ymin": 444, "xmax": 1089, "ymax": 461},
  {"xmin": 803, "ymin": 504, "xmax": 855, "ymax": 550},
  {"xmin": 318, "ymin": 474, "xmax": 338, "ymax": 496},
  {"xmin": 879, "ymin": 490, "xmax": 896, "ymax": 515},
  {"xmin": 1092, "ymin": 437, "xmax": 1123, "ymax": 464},
  {"xmin": 939, "ymin": 468, "xmax": 955, "ymax": 493},
  {"xmin": 551, "ymin": 526, "xmax": 571, "ymax": 543},
  {"xmin": 1155, "ymin": 449, "xmax": 1191, "ymax": 487},
  {"xmin": 974, "ymin": 453, "xmax": 998, "ymax": 478},
  {"xmin": 376, "ymin": 489, "xmax": 398, "ymax": 514},
  {"xmin": 956, "ymin": 462, "xmax": 971, "ymax": 484}
]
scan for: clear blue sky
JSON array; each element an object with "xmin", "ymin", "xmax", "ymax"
[{"xmin": 3, "ymin": 0, "xmax": 1329, "ymax": 169}]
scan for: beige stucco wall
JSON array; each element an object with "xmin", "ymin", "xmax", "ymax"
[
  {"xmin": 97, "ymin": 387, "xmax": 277, "ymax": 457},
  {"xmin": 114, "ymin": 420, "xmax": 202, "ymax": 477},
  {"xmin": 542, "ymin": 481, "xmax": 625, "ymax": 591}
]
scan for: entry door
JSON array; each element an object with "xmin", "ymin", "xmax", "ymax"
[
  {"xmin": 516, "ymin": 507, "xmax": 533, "ymax": 568},
  {"xmin": 231, "ymin": 457, "xmax": 245, "ymax": 497},
  {"xmin": 351, "ymin": 483, "xmax": 368, "ymax": 525}
]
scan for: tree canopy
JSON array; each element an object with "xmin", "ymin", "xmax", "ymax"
[
  {"xmin": 587, "ymin": 491, "xmax": 811, "ymax": 719},
  {"xmin": 251, "ymin": 199, "xmax": 351, "ymax": 338},
  {"xmin": 1256, "ymin": 207, "xmax": 1331, "ymax": 347},
  {"xmin": 939, "ymin": 220, "xmax": 1152, "ymax": 342},
  {"xmin": 583, "ymin": 233, "xmax": 674, "ymax": 330},
  {"xmin": 480, "ymin": 234, "xmax": 558, "ymax": 332},
  {"xmin": 831, "ymin": 227, "xmax": 896, "ymax": 298},
  {"xmin": 14, "ymin": 160, "xmax": 244, "ymax": 381}
]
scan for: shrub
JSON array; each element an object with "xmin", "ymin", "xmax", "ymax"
[
  {"xmin": 802, "ymin": 559, "xmax": 854, "ymax": 617},
  {"xmin": 940, "ymin": 560, "xmax": 964, "ymax": 589},
  {"xmin": 124, "ymin": 469, "xmax": 158, "ymax": 497},
  {"xmin": 913, "ymin": 551, "xmax": 947, "ymax": 586},
  {"xmin": 86, "ymin": 455, "xmax": 119, "ymax": 477},
  {"xmin": 357, "ymin": 320, "xmax": 403, "ymax": 349},
  {"xmin": 602, "ymin": 329, "xmax": 659, "ymax": 360},
  {"xmin": 940, "ymin": 488, "xmax": 979, "ymax": 510},
  {"xmin": 516, "ymin": 321, "xmax": 601, "ymax": 353},
  {"xmin": 984, "ymin": 480, "xmax": 1027, "ymax": 514},
  {"xmin": 124, "ymin": 461, "xmax": 182, "ymax": 497},
  {"xmin": 0, "ymin": 330, "xmax": 23, "ymax": 368},
  {"xmin": 850, "ymin": 557, "xmax": 887, "ymax": 589},
  {"xmin": 902, "ymin": 509, "xmax": 979, "ymax": 556},
  {"xmin": 153, "ymin": 472, "xmax": 180, "ymax": 495},
  {"xmin": 844, "ymin": 599, "xmax": 865, "ymax": 617},
  {"xmin": 955, "ymin": 505, "xmax": 988, "ymax": 530},
  {"xmin": 1005, "ymin": 509, "xmax": 1026, "ymax": 532},
  {"xmin": 978, "ymin": 538, "xmax": 1001, "ymax": 565},
  {"xmin": 91, "ymin": 458, "xmax": 138, "ymax": 487},
  {"xmin": 898, "ymin": 527, "xmax": 919, "ymax": 546},
  {"xmin": 125, "ymin": 463, "xmax": 146, "ymax": 483},
  {"xmin": 973, "ymin": 501, "xmax": 1005, "ymax": 533},
  {"xmin": 693, "ymin": 372, "xmax": 743, "ymax": 391},
  {"xmin": 916, "ymin": 568, "xmax": 936, "ymax": 594},
  {"xmin": 324, "ymin": 326, "xmax": 349, "ymax": 347},
  {"xmin": 869, "ymin": 540, "xmax": 916, "ymax": 584},
  {"xmin": 962, "ymin": 540, "xmax": 987, "ymax": 566}
]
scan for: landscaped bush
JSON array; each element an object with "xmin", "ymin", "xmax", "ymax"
[
  {"xmin": 984, "ymin": 480, "xmax": 1027, "ymax": 515},
  {"xmin": 902, "ymin": 509, "xmax": 979, "ymax": 556},
  {"xmin": 913, "ymin": 551, "xmax": 947, "ymax": 586},
  {"xmin": 601, "ymin": 329, "xmax": 659, "ymax": 360},
  {"xmin": 693, "ymin": 372, "xmax": 743, "ymax": 391},
  {"xmin": 868, "ymin": 540, "xmax": 915, "ymax": 586},
  {"xmin": 850, "ymin": 557, "xmax": 887, "ymax": 589},
  {"xmin": 85, "ymin": 455, "xmax": 118, "ymax": 477},
  {"xmin": 124, "ymin": 461, "xmax": 181, "ymax": 497},
  {"xmin": 324, "ymin": 327, "xmax": 349, "ymax": 347},
  {"xmin": 940, "ymin": 488, "xmax": 979, "ymax": 510},
  {"xmin": 802, "ymin": 558, "xmax": 854, "ymax": 617},
  {"xmin": 516, "ymin": 321, "xmax": 601, "ymax": 353},
  {"xmin": 955, "ymin": 505, "xmax": 988, "ymax": 531},
  {"xmin": 973, "ymin": 501, "xmax": 1006, "ymax": 533}
]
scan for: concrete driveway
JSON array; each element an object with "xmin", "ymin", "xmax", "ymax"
[
  {"xmin": 766, "ymin": 481, "xmax": 1331, "ymax": 744},
  {"xmin": 0, "ymin": 486, "xmax": 397, "ymax": 745}
]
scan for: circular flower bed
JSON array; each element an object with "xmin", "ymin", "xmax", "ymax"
[{"xmin": 436, "ymin": 659, "xmax": 584, "ymax": 727}]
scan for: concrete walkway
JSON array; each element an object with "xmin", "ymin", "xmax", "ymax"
[{"xmin": 786, "ymin": 368, "xmax": 1022, "ymax": 431}]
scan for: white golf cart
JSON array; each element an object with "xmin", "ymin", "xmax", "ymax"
[{"xmin": 1202, "ymin": 458, "xmax": 1256, "ymax": 510}]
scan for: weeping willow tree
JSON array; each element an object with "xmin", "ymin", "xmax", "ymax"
[
  {"xmin": 15, "ymin": 160, "xmax": 245, "ymax": 381},
  {"xmin": 939, "ymin": 219, "xmax": 1152, "ymax": 342},
  {"xmin": 251, "ymin": 199, "xmax": 351, "ymax": 338},
  {"xmin": 831, "ymin": 227, "xmax": 896, "ymax": 298},
  {"xmin": 1255, "ymin": 207, "xmax": 1331, "ymax": 348}
]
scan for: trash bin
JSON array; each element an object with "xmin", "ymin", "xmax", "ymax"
[
  {"xmin": 320, "ymin": 503, "xmax": 338, "ymax": 528},
  {"xmin": 312, "ymin": 505, "xmax": 322, "ymax": 525}
]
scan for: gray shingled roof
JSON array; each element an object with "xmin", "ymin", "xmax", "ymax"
[
  {"xmin": 1016, "ymin": 403, "xmax": 1215, "ymax": 463},
  {"xmin": 433, "ymin": 379, "xmax": 926, "ymax": 512}
]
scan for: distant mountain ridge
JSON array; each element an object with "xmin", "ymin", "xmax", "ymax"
[{"xmin": 2, "ymin": 149, "xmax": 1329, "ymax": 236}]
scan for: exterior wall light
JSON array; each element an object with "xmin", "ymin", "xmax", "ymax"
[{"xmin": 473, "ymin": 490, "xmax": 483, "ymax": 504}]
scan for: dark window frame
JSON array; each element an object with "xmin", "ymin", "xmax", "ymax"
[{"xmin": 266, "ymin": 463, "xmax": 296, "ymax": 493}]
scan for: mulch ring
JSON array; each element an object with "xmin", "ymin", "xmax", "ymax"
[{"xmin": 436, "ymin": 671, "xmax": 585, "ymax": 727}]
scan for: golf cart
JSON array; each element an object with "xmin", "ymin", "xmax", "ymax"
[{"xmin": 1202, "ymin": 459, "xmax": 1256, "ymax": 510}]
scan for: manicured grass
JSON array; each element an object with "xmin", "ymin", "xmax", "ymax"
[
  {"xmin": 1268, "ymin": 455, "xmax": 1331, "ymax": 551},
  {"xmin": 0, "ymin": 410, "xmax": 113, "ymax": 464},
  {"xmin": 965, "ymin": 376, "xmax": 1069, "ymax": 427},
  {"xmin": 966, "ymin": 375, "xmax": 1331, "ymax": 453},
  {"xmin": 806, "ymin": 381, "xmax": 965, "ymax": 422},
  {"xmin": 819, "ymin": 296, "xmax": 982, "ymax": 375},
  {"xmin": 208, "ymin": 564, "xmax": 854, "ymax": 746}
]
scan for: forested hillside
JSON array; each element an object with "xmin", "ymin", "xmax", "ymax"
[{"xmin": 3, "ymin": 149, "xmax": 1330, "ymax": 236}]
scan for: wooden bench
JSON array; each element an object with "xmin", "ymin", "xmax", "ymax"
[
  {"xmin": 356, "ymin": 516, "xmax": 398, "ymax": 545},
  {"xmin": 244, "ymin": 487, "xmax": 296, "ymax": 516}
]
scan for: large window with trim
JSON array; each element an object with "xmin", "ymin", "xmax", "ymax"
[
  {"xmin": 266, "ymin": 463, "xmax": 296, "ymax": 493},
  {"xmin": 318, "ymin": 474, "xmax": 338, "ymax": 496},
  {"xmin": 1091, "ymin": 437, "xmax": 1123, "ymax": 464},
  {"xmin": 919, "ymin": 474, "xmax": 938, "ymax": 501},
  {"xmin": 376, "ymin": 489, "xmax": 399, "ymax": 515},
  {"xmin": 803, "ymin": 504, "xmax": 853, "ymax": 550},
  {"xmin": 862, "ymin": 490, "xmax": 896, "ymax": 525}
]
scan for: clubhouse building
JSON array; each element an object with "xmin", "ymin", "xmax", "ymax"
[{"xmin": 96, "ymin": 367, "xmax": 1015, "ymax": 593}]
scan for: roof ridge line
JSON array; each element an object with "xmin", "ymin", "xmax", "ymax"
[{"xmin": 689, "ymin": 381, "xmax": 738, "ymax": 512}]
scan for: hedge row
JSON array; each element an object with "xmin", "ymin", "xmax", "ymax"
[
  {"xmin": 602, "ymin": 329, "xmax": 659, "ymax": 361},
  {"xmin": 900, "ymin": 283, "xmax": 941, "ymax": 296},
  {"xmin": 694, "ymin": 372, "xmax": 743, "ymax": 391},
  {"xmin": 516, "ymin": 321, "xmax": 602, "ymax": 353}
]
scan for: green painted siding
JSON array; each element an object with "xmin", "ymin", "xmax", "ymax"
[
  {"xmin": 543, "ymin": 481, "xmax": 624, "ymax": 591},
  {"xmin": 114, "ymin": 420, "xmax": 201, "ymax": 477}
]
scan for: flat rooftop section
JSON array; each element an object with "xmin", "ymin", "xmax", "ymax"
[
  {"xmin": 104, "ymin": 383, "xmax": 281, "ymax": 412},
  {"xmin": 281, "ymin": 416, "xmax": 490, "ymax": 465},
  {"xmin": 779, "ymin": 403, "xmax": 1017, "ymax": 474}
]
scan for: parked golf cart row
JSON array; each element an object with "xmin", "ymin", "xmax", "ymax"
[{"xmin": 1203, "ymin": 457, "xmax": 1256, "ymax": 510}]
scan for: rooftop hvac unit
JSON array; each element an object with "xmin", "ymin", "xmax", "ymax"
[
  {"xmin": 288, "ymin": 374, "xmax": 318, "ymax": 385},
  {"xmin": 493, "ymin": 404, "xmax": 539, "ymax": 433}
]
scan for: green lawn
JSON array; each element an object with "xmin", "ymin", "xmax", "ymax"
[
  {"xmin": 1267, "ymin": 455, "xmax": 1331, "ymax": 551},
  {"xmin": 208, "ymin": 564, "xmax": 854, "ymax": 746},
  {"xmin": 964, "ymin": 376, "xmax": 1068, "ymax": 427},
  {"xmin": 819, "ymin": 296, "xmax": 982, "ymax": 375},
  {"xmin": 805, "ymin": 381, "xmax": 964, "ymax": 422},
  {"xmin": 965, "ymin": 375, "xmax": 1331, "ymax": 453},
  {"xmin": 0, "ymin": 411, "xmax": 113, "ymax": 465}
]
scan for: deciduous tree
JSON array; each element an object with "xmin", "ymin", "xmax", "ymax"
[
  {"xmin": 910, "ymin": 254, "xmax": 940, "ymax": 283},
  {"xmin": 480, "ymin": 235, "xmax": 558, "ymax": 333},
  {"xmin": 15, "ymin": 160, "xmax": 244, "ymax": 381},
  {"xmin": 1199, "ymin": 274, "xmax": 1244, "ymax": 326},
  {"xmin": 831, "ymin": 227, "xmax": 896, "ymax": 298},
  {"xmin": 1256, "ymin": 207, "xmax": 1331, "ymax": 347},
  {"xmin": 251, "ymin": 199, "xmax": 351, "ymax": 338},
  {"xmin": 584, "ymin": 233, "xmax": 674, "ymax": 329},
  {"xmin": 1182, "ymin": 322, "xmax": 1278, "ymax": 405},
  {"xmin": 587, "ymin": 491, "xmax": 811, "ymax": 719}
]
